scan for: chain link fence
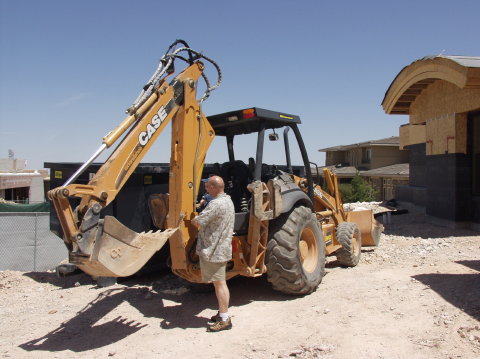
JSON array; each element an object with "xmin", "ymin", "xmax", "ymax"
[{"xmin": 0, "ymin": 212, "xmax": 67, "ymax": 272}]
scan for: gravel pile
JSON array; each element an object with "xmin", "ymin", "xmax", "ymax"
[{"xmin": 343, "ymin": 201, "xmax": 388, "ymax": 214}]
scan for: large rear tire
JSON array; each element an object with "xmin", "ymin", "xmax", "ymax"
[
  {"xmin": 266, "ymin": 206, "xmax": 325, "ymax": 295},
  {"xmin": 335, "ymin": 222, "xmax": 361, "ymax": 267}
]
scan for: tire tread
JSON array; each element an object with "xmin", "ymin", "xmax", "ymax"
[{"xmin": 266, "ymin": 206, "xmax": 325, "ymax": 295}]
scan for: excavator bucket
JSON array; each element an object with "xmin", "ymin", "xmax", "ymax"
[
  {"xmin": 71, "ymin": 215, "xmax": 178, "ymax": 278},
  {"xmin": 346, "ymin": 209, "xmax": 384, "ymax": 246}
]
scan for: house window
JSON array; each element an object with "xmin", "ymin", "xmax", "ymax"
[
  {"xmin": 472, "ymin": 112, "xmax": 480, "ymax": 195},
  {"xmin": 4, "ymin": 186, "xmax": 29, "ymax": 203},
  {"xmin": 382, "ymin": 178, "xmax": 394, "ymax": 200},
  {"xmin": 362, "ymin": 148, "xmax": 371, "ymax": 164}
]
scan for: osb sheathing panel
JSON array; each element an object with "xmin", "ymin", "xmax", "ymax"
[
  {"xmin": 399, "ymin": 125, "xmax": 409, "ymax": 150},
  {"xmin": 411, "ymin": 124, "xmax": 426, "ymax": 146},
  {"xmin": 410, "ymin": 81, "xmax": 480, "ymax": 124},
  {"xmin": 425, "ymin": 113, "xmax": 467, "ymax": 155},
  {"xmin": 399, "ymin": 124, "xmax": 426, "ymax": 149},
  {"xmin": 455, "ymin": 113, "xmax": 468, "ymax": 154}
]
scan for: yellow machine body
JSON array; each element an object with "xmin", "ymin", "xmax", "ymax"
[{"xmin": 48, "ymin": 42, "xmax": 383, "ymax": 292}]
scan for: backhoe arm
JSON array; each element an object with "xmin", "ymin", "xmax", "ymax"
[
  {"xmin": 48, "ymin": 54, "xmax": 217, "ymax": 277},
  {"xmin": 312, "ymin": 168, "xmax": 347, "ymax": 224}
]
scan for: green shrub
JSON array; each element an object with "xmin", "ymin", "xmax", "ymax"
[
  {"xmin": 338, "ymin": 183, "xmax": 353, "ymax": 202},
  {"xmin": 340, "ymin": 173, "xmax": 377, "ymax": 203}
]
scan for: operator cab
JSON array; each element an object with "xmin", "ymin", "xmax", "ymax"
[{"xmin": 204, "ymin": 108, "xmax": 314, "ymax": 234}]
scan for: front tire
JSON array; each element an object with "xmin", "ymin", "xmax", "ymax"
[
  {"xmin": 335, "ymin": 222, "xmax": 361, "ymax": 267},
  {"xmin": 266, "ymin": 206, "xmax": 325, "ymax": 295}
]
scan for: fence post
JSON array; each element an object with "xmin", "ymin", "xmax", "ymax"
[{"xmin": 34, "ymin": 212, "xmax": 38, "ymax": 271}]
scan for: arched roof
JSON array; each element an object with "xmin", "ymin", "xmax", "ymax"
[{"xmin": 382, "ymin": 56, "xmax": 480, "ymax": 114}]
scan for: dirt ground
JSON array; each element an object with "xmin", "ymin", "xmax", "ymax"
[{"xmin": 1, "ymin": 206, "xmax": 480, "ymax": 359}]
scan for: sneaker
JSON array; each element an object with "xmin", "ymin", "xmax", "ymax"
[
  {"xmin": 210, "ymin": 312, "xmax": 221, "ymax": 322},
  {"xmin": 207, "ymin": 318, "xmax": 232, "ymax": 332}
]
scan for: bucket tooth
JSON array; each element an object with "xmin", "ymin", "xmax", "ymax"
[{"xmin": 72, "ymin": 215, "xmax": 178, "ymax": 277}]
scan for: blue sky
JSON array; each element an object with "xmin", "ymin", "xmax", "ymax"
[{"xmin": 1, "ymin": 0, "xmax": 479, "ymax": 170}]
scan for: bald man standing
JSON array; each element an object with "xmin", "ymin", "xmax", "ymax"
[{"xmin": 191, "ymin": 175, "xmax": 235, "ymax": 332}]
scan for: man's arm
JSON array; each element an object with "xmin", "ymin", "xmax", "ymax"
[
  {"xmin": 191, "ymin": 217, "xmax": 201, "ymax": 229},
  {"xmin": 192, "ymin": 200, "xmax": 217, "ymax": 229}
]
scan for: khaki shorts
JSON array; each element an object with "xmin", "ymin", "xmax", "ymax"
[{"xmin": 199, "ymin": 257, "xmax": 227, "ymax": 282}]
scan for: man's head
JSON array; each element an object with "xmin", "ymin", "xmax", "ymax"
[{"xmin": 206, "ymin": 176, "xmax": 225, "ymax": 197}]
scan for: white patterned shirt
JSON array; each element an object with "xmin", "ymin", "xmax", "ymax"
[{"xmin": 195, "ymin": 193, "xmax": 235, "ymax": 262}]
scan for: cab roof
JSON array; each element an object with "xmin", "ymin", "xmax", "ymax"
[{"xmin": 206, "ymin": 107, "xmax": 301, "ymax": 137}]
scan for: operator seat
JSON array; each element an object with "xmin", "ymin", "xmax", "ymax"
[{"xmin": 220, "ymin": 160, "xmax": 252, "ymax": 213}]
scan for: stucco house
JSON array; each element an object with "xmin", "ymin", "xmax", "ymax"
[
  {"xmin": 0, "ymin": 158, "xmax": 48, "ymax": 204},
  {"xmin": 382, "ymin": 55, "xmax": 480, "ymax": 230},
  {"xmin": 318, "ymin": 136, "xmax": 409, "ymax": 200}
]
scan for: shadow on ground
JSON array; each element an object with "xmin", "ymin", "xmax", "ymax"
[
  {"xmin": 19, "ymin": 272, "xmax": 293, "ymax": 353},
  {"xmin": 23, "ymin": 271, "xmax": 95, "ymax": 289},
  {"xmin": 413, "ymin": 260, "xmax": 480, "ymax": 321}
]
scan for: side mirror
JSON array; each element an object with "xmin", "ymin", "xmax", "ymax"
[{"xmin": 269, "ymin": 133, "xmax": 279, "ymax": 141}]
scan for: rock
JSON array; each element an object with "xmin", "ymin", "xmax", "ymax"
[
  {"xmin": 313, "ymin": 344, "xmax": 334, "ymax": 352},
  {"xmin": 289, "ymin": 349, "xmax": 303, "ymax": 356}
]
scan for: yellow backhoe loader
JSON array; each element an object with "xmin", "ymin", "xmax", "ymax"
[{"xmin": 48, "ymin": 40, "xmax": 383, "ymax": 294}]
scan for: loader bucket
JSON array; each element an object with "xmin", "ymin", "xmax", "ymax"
[
  {"xmin": 346, "ymin": 209, "xmax": 384, "ymax": 247},
  {"xmin": 71, "ymin": 215, "xmax": 178, "ymax": 277}
]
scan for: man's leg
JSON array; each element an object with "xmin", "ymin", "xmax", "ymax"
[
  {"xmin": 212, "ymin": 280, "xmax": 230, "ymax": 316},
  {"xmin": 208, "ymin": 275, "xmax": 232, "ymax": 331}
]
